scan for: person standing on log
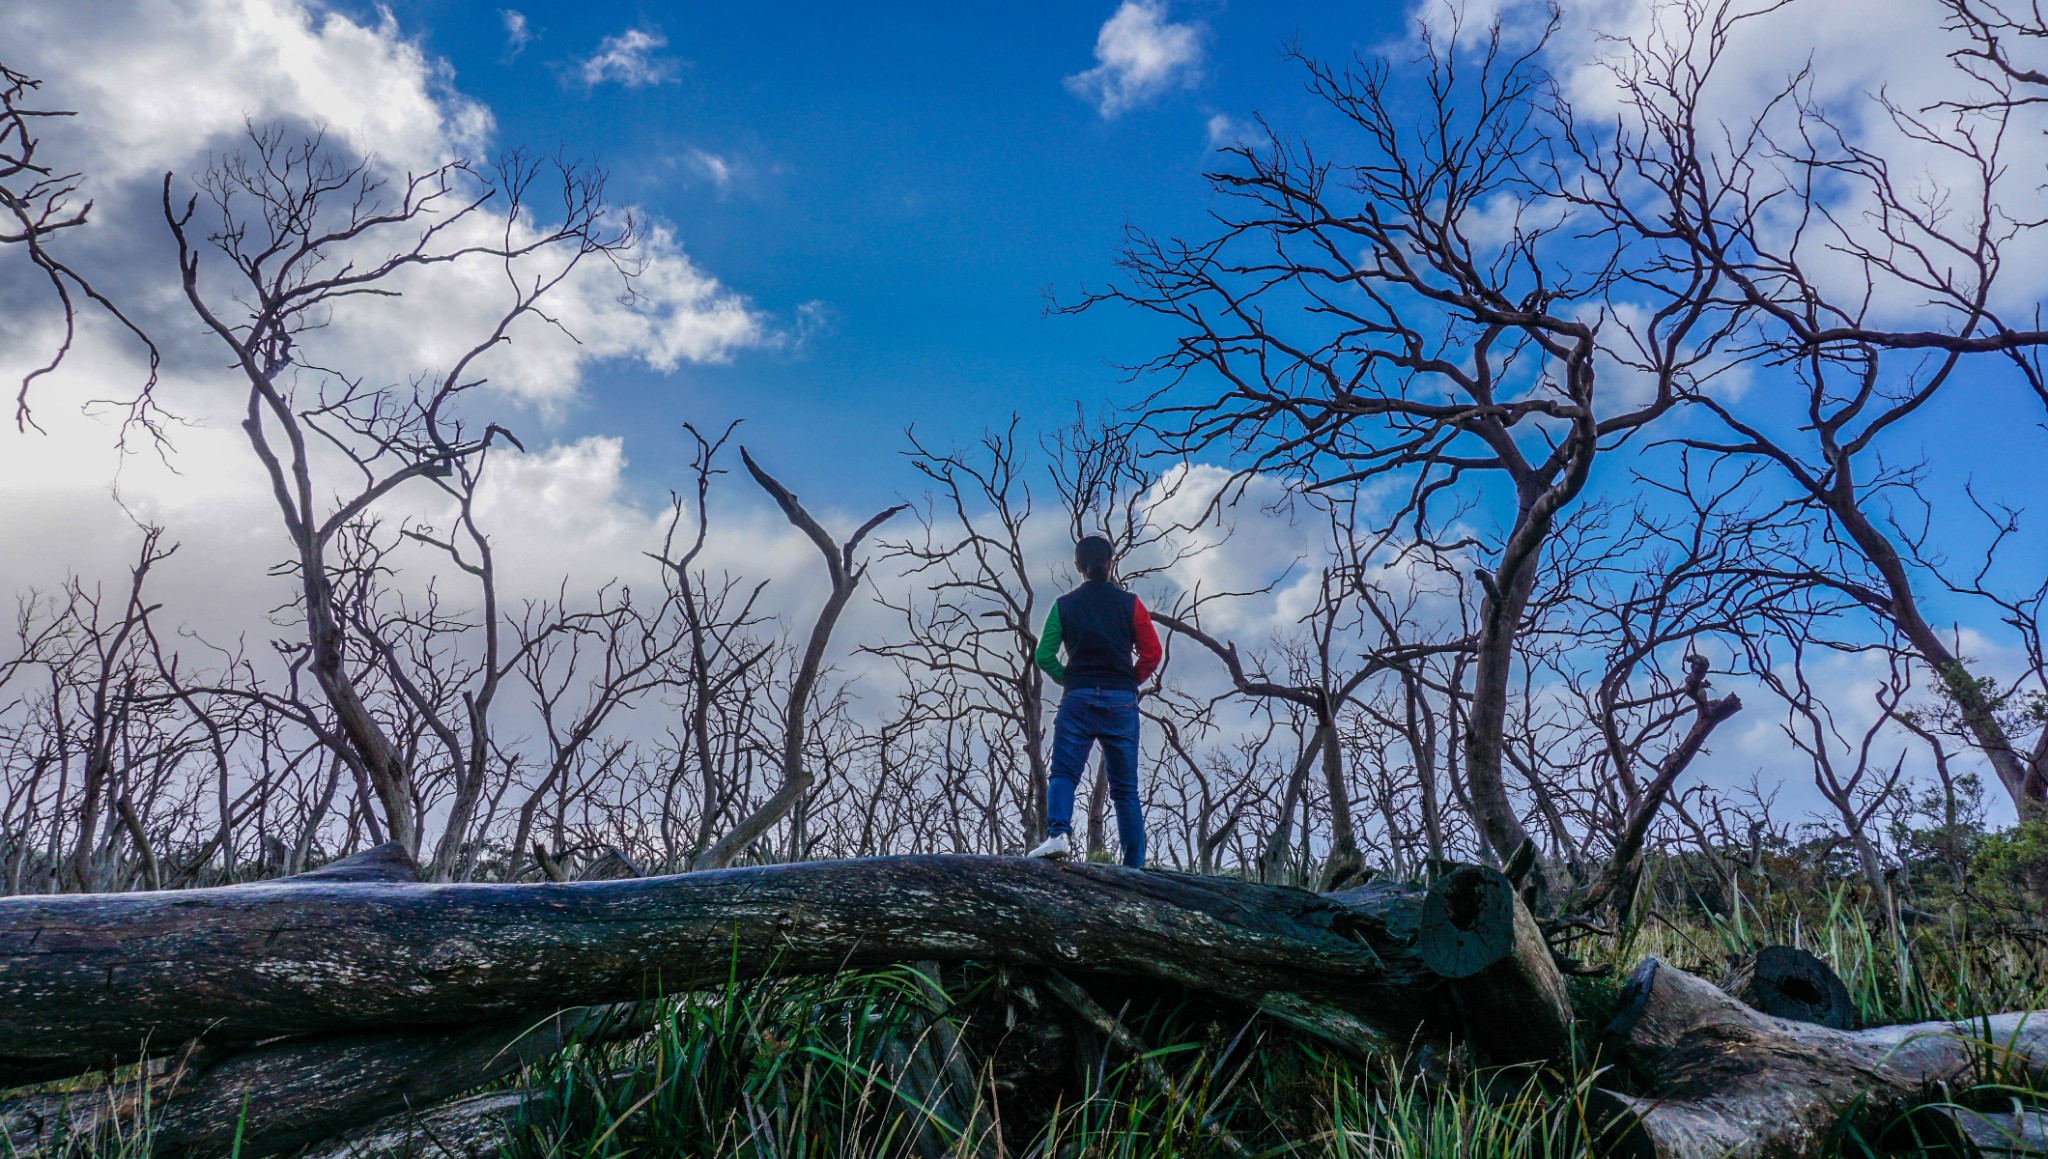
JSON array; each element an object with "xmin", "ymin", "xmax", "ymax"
[{"xmin": 1026, "ymin": 535, "xmax": 1163, "ymax": 866}]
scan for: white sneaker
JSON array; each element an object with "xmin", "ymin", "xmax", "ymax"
[{"xmin": 1025, "ymin": 834, "xmax": 1070, "ymax": 859}]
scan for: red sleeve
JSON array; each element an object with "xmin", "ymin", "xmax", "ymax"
[{"xmin": 1131, "ymin": 595, "xmax": 1163, "ymax": 685}]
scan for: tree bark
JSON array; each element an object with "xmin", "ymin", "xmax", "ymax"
[
  {"xmin": 287, "ymin": 841, "xmax": 421, "ymax": 884},
  {"xmin": 296, "ymin": 1088, "xmax": 533, "ymax": 1159},
  {"xmin": 1903, "ymin": 1105, "xmax": 2048, "ymax": 1157},
  {"xmin": 1, "ymin": 842, "xmax": 655, "ymax": 1158},
  {"xmin": 1591, "ymin": 957, "xmax": 2048, "ymax": 1159},
  {"xmin": 0, "ymin": 857, "xmax": 1568, "ymax": 1089}
]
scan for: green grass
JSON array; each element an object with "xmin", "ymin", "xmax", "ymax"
[{"xmin": 498, "ymin": 966, "xmax": 1612, "ymax": 1159}]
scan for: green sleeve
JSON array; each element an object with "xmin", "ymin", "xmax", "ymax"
[{"xmin": 1034, "ymin": 603, "xmax": 1066, "ymax": 685}]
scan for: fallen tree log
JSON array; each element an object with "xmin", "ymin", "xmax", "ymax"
[
  {"xmin": 0, "ymin": 842, "xmax": 667, "ymax": 1158},
  {"xmin": 0, "ymin": 843, "xmax": 659, "ymax": 1157},
  {"xmin": 1590, "ymin": 957, "xmax": 2048, "ymax": 1159},
  {"xmin": 0, "ymin": 856, "xmax": 1565, "ymax": 1089},
  {"xmin": 0, "ymin": 1004, "xmax": 651, "ymax": 1158},
  {"xmin": 875, "ymin": 962, "xmax": 998, "ymax": 1159}
]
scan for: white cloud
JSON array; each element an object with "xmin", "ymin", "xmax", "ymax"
[
  {"xmin": 791, "ymin": 300, "xmax": 835, "ymax": 349},
  {"xmin": 500, "ymin": 9, "xmax": 532, "ymax": 59},
  {"xmin": 6, "ymin": 0, "xmax": 490, "ymax": 178},
  {"xmin": 2, "ymin": 0, "xmax": 766, "ymax": 414},
  {"xmin": 1065, "ymin": 0, "xmax": 1204, "ymax": 119},
  {"xmin": 686, "ymin": 147, "xmax": 733, "ymax": 191},
  {"xmin": 562, "ymin": 222, "xmax": 764, "ymax": 373},
  {"xmin": 576, "ymin": 28, "xmax": 678, "ymax": 89},
  {"xmin": 1204, "ymin": 112, "xmax": 1253, "ymax": 148},
  {"xmin": 306, "ymin": 214, "xmax": 764, "ymax": 406},
  {"xmin": 1409, "ymin": 0, "xmax": 2048, "ymax": 323},
  {"xmin": 0, "ymin": 0, "xmax": 776, "ymax": 630}
]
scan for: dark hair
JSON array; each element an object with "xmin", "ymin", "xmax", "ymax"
[{"xmin": 1075, "ymin": 535, "xmax": 1113, "ymax": 581}]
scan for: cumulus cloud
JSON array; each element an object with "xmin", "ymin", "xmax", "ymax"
[
  {"xmin": 5, "ymin": 0, "xmax": 766, "ymax": 406},
  {"xmin": 1408, "ymin": 0, "xmax": 2048, "ymax": 322},
  {"xmin": 1065, "ymin": 0, "xmax": 1204, "ymax": 119},
  {"xmin": 6, "ymin": 0, "xmax": 490, "ymax": 177},
  {"xmin": 305, "ymin": 215, "xmax": 764, "ymax": 406},
  {"xmin": 576, "ymin": 28, "xmax": 678, "ymax": 89},
  {"xmin": 0, "ymin": 0, "xmax": 778, "ymax": 646}
]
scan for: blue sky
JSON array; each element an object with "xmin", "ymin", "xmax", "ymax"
[{"xmin": 318, "ymin": 1, "xmax": 1411, "ymax": 498}]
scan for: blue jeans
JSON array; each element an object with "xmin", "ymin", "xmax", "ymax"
[{"xmin": 1046, "ymin": 687, "xmax": 1145, "ymax": 867}]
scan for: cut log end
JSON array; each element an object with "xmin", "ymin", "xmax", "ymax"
[
  {"xmin": 1418, "ymin": 864, "xmax": 1517, "ymax": 979},
  {"xmin": 1724, "ymin": 945, "xmax": 1857, "ymax": 1030},
  {"xmin": 1417, "ymin": 864, "xmax": 1576, "ymax": 1064}
]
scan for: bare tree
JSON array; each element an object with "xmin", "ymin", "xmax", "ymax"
[
  {"xmin": 1574, "ymin": 0, "xmax": 2048, "ymax": 814},
  {"xmin": 1154, "ymin": 525, "xmax": 1467, "ymax": 887},
  {"xmin": 1071, "ymin": 21, "xmax": 1732, "ymax": 900},
  {"xmin": 645, "ymin": 423, "xmax": 776, "ymax": 868},
  {"xmin": 1749, "ymin": 634, "xmax": 1913, "ymax": 897},
  {"xmin": 874, "ymin": 420, "xmax": 1051, "ymax": 846},
  {"xmin": 691, "ymin": 450, "xmax": 904, "ymax": 869},
  {"xmin": 162, "ymin": 129, "xmax": 635, "ymax": 873}
]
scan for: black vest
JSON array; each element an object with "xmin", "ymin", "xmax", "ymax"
[{"xmin": 1057, "ymin": 580, "xmax": 1138, "ymax": 692}]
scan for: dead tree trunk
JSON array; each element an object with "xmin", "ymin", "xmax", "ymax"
[
  {"xmin": 1591, "ymin": 957, "xmax": 2048, "ymax": 1159},
  {"xmin": 0, "ymin": 857, "xmax": 1566, "ymax": 1089},
  {"xmin": 1, "ymin": 843, "xmax": 659, "ymax": 1158}
]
